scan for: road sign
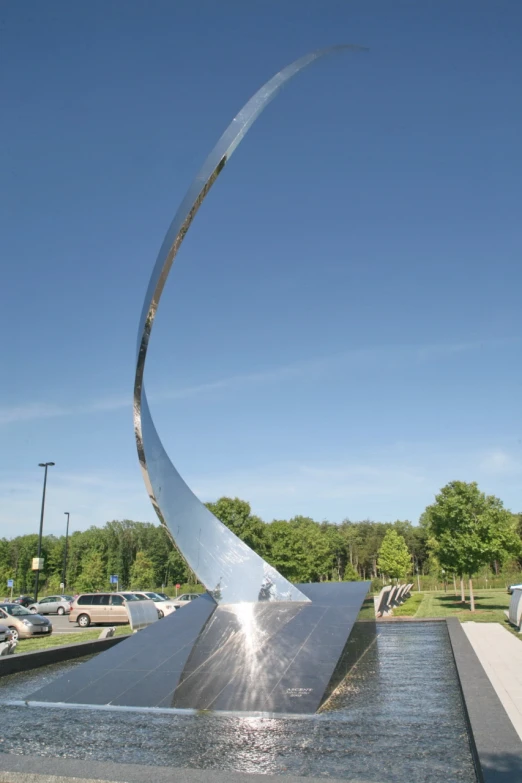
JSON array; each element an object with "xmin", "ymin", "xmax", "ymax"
[
  {"xmin": 32, "ymin": 557, "xmax": 44, "ymax": 571},
  {"xmin": 6, "ymin": 579, "xmax": 13, "ymax": 588},
  {"xmin": 59, "ymin": 582, "xmax": 65, "ymax": 590},
  {"xmin": 110, "ymin": 575, "xmax": 119, "ymax": 584},
  {"xmin": 176, "ymin": 583, "xmax": 181, "ymax": 589}
]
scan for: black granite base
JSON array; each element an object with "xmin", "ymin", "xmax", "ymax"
[{"xmin": 28, "ymin": 582, "xmax": 372, "ymax": 714}]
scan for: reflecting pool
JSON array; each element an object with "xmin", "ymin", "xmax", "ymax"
[{"xmin": 0, "ymin": 622, "xmax": 477, "ymax": 782}]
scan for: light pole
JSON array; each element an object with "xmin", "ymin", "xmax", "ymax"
[
  {"xmin": 34, "ymin": 462, "xmax": 55, "ymax": 602},
  {"xmin": 62, "ymin": 512, "xmax": 70, "ymax": 590}
]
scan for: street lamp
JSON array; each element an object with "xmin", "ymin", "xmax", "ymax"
[
  {"xmin": 34, "ymin": 462, "xmax": 55, "ymax": 602},
  {"xmin": 62, "ymin": 512, "xmax": 70, "ymax": 590}
]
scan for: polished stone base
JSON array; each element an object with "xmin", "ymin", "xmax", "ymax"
[{"xmin": 28, "ymin": 582, "xmax": 372, "ymax": 714}]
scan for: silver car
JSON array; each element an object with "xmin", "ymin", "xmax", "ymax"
[
  {"xmin": 0, "ymin": 624, "xmax": 13, "ymax": 643},
  {"xmin": 0, "ymin": 603, "xmax": 52, "ymax": 641},
  {"xmin": 169, "ymin": 593, "xmax": 200, "ymax": 609},
  {"xmin": 28, "ymin": 595, "xmax": 74, "ymax": 616},
  {"xmin": 133, "ymin": 592, "xmax": 176, "ymax": 618}
]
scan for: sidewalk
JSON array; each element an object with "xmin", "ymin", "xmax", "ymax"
[{"xmin": 463, "ymin": 622, "xmax": 522, "ymax": 741}]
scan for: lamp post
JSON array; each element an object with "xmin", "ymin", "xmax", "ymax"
[
  {"xmin": 34, "ymin": 462, "xmax": 55, "ymax": 602},
  {"xmin": 62, "ymin": 512, "xmax": 70, "ymax": 590}
]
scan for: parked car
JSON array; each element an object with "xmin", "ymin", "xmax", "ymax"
[
  {"xmin": 0, "ymin": 603, "xmax": 52, "ymax": 641},
  {"xmin": 119, "ymin": 592, "xmax": 146, "ymax": 605},
  {"xmin": 133, "ymin": 592, "xmax": 176, "ymax": 619},
  {"xmin": 169, "ymin": 593, "xmax": 200, "ymax": 609},
  {"xmin": 154, "ymin": 592, "xmax": 170, "ymax": 602},
  {"xmin": 13, "ymin": 596, "xmax": 34, "ymax": 608},
  {"xmin": 507, "ymin": 584, "xmax": 522, "ymax": 595},
  {"xmin": 69, "ymin": 593, "xmax": 134, "ymax": 627},
  {"xmin": 0, "ymin": 624, "xmax": 14, "ymax": 643},
  {"xmin": 28, "ymin": 595, "xmax": 74, "ymax": 615}
]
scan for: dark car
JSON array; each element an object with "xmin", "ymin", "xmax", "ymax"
[{"xmin": 13, "ymin": 596, "xmax": 34, "ymax": 608}]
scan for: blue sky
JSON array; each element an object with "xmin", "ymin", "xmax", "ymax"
[{"xmin": 1, "ymin": 1, "xmax": 521, "ymax": 538}]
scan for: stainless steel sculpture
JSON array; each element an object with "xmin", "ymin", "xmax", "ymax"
[
  {"xmin": 134, "ymin": 46, "xmax": 360, "ymax": 605},
  {"xmin": 26, "ymin": 46, "xmax": 375, "ymax": 716}
]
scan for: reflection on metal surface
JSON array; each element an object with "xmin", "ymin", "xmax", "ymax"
[
  {"xmin": 126, "ymin": 598, "xmax": 159, "ymax": 632},
  {"xmin": 134, "ymin": 46, "xmax": 363, "ymax": 604},
  {"xmin": 171, "ymin": 601, "xmax": 309, "ymax": 712},
  {"xmin": 26, "ymin": 583, "xmax": 373, "ymax": 715}
]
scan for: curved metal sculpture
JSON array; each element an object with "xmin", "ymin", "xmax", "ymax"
[{"xmin": 134, "ymin": 46, "xmax": 360, "ymax": 604}]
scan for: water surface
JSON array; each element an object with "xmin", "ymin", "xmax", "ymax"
[{"xmin": 0, "ymin": 622, "xmax": 477, "ymax": 782}]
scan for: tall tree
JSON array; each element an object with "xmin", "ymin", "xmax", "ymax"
[
  {"xmin": 130, "ymin": 551, "xmax": 155, "ymax": 590},
  {"xmin": 206, "ymin": 497, "xmax": 268, "ymax": 556},
  {"xmin": 265, "ymin": 521, "xmax": 310, "ymax": 582},
  {"xmin": 377, "ymin": 529, "xmax": 411, "ymax": 581},
  {"xmin": 425, "ymin": 481, "xmax": 520, "ymax": 611},
  {"xmin": 75, "ymin": 551, "xmax": 106, "ymax": 593}
]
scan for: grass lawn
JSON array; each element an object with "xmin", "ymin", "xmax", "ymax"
[
  {"xmin": 14, "ymin": 625, "xmax": 131, "ymax": 654},
  {"xmin": 392, "ymin": 589, "xmax": 521, "ymax": 637},
  {"xmin": 392, "ymin": 592, "xmax": 425, "ymax": 616}
]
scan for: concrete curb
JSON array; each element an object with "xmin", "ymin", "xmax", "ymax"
[
  {"xmin": 376, "ymin": 616, "xmax": 447, "ymax": 623},
  {"xmin": 446, "ymin": 617, "xmax": 522, "ymax": 783},
  {"xmin": 0, "ymin": 636, "xmax": 125, "ymax": 677},
  {"xmin": 0, "ymin": 758, "xmax": 351, "ymax": 783}
]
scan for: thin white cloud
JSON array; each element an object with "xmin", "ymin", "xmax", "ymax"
[
  {"xmin": 190, "ymin": 459, "xmax": 429, "ymax": 520},
  {"xmin": 0, "ymin": 469, "xmax": 154, "ymax": 538},
  {"xmin": 0, "ymin": 402, "xmax": 71, "ymax": 425},
  {"xmin": 1, "ymin": 439, "xmax": 521, "ymax": 536},
  {"xmin": 479, "ymin": 449, "xmax": 522, "ymax": 477},
  {"xmin": 0, "ymin": 397, "xmax": 129, "ymax": 426},
  {"xmin": 0, "ymin": 337, "xmax": 517, "ymax": 427},
  {"xmin": 189, "ymin": 437, "xmax": 522, "ymax": 520}
]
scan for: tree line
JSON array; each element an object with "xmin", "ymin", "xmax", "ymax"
[
  {"xmin": 0, "ymin": 487, "xmax": 520, "ymax": 598},
  {"xmin": 375, "ymin": 481, "xmax": 521, "ymax": 611}
]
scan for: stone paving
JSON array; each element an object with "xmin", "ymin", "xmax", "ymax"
[{"xmin": 463, "ymin": 622, "xmax": 522, "ymax": 741}]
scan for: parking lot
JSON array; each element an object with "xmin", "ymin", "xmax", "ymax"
[{"xmin": 50, "ymin": 614, "xmax": 120, "ymax": 634}]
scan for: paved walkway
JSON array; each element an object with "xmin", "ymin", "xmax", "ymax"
[{"xmin": 463, "ymin": 622, "xmax": 522, "ymax": 741}]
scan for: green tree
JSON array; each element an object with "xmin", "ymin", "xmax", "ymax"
[
  {"xmin": 425, "ymin": 481, "xmax": 521, "ymax": 611},
  {"xmin": 76, "ymin": 551, "xmax": 106, "ymax": 593},
  {"xmin": 340, "ymin": 520, "xmax": 390, "ymax": 579},
  {"xmin": 206, "ymin": 497, "xmax": 267, "ymax": 555},
  {"xmin": 289, "ymin": 517, "xmax": 333, "ymax": 581},
  {"xmin": 377, "ymin": 529, "xmax": 411, "ymax": 581},
  {"xmin": 166, "ymin": 547, "xmax": 190, "ymax": 586},
  {"xmin": 320, "ymin": 523, "xmax": 349, "ymax": 580},
  {"xmin": 0, "ymin": 491, "xmax": 518, "ymax": 597},
  {"xmin": 342, "ymin": 562, "xmax": 359, "ymax": 581},
  {"xmin": 265, "ymin": 521, "xmax": 310, "ymax": 582},
  {"xmin": 130, "ymin": 551, "xmax": 155, "ymax": 590}
]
